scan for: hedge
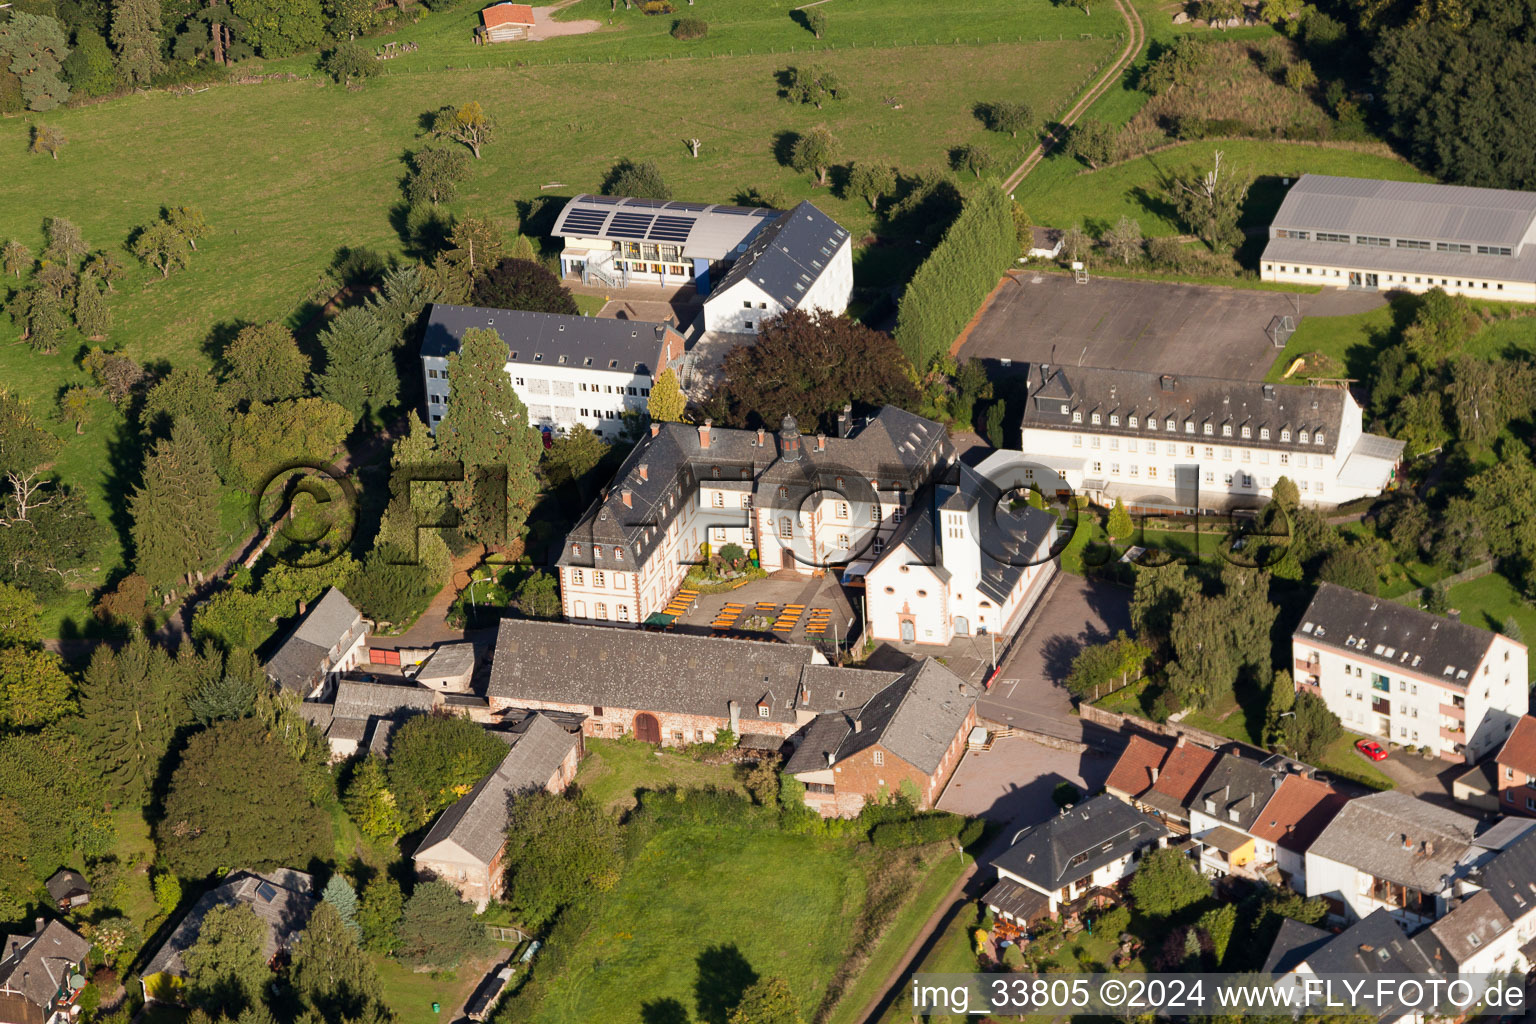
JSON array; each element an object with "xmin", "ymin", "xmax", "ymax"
[
  {"xmin": 893, "ymin": 182, "xmax": 1016, "ymax": 372},
  {"xmin": 869, "ymin": 811, "xmax": 967, "ymax": 848}
]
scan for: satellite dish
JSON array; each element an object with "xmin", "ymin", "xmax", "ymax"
[{"xmin": 69, "ymin": 975, "xmax": 86, "ymax": 990}]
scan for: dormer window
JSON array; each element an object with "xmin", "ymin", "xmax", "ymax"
[
  {"xmin": 1203, "ymin": 423, "xmax": 1213, "ymax": 436},
  {"xmin": 1091, "ymin": 413, "xmax": 1101, "ymax": 425},
  {"xmin": 1299, "ymin": 430, "xmax": 1309, "ymax": 444},
  {"xmin": 1128, "ymin": 416, "xmax": 1138, "ymax": 428},
  {"xmin": 571, "ymin": 544, "xmax": 581, "ymax": 555},
  {"xmin": 1185, "ymin": 422, "xmax": 1195, "ymax": 434},
  {"xmin": 1060, "ymin": 403, "xmax": 1068, "ymax": 414},
  {"xmin": 1072, "ymin": 411, "xmax": 1082, "ymax": 423},
  {"xmin": 1166, "ymin": 418, "xmax": 1175, "ymax": 431},
  {"xmin": 1260, "ymin": 428, "xmax": 1271, "ymax": 440},
  {"xmin": 1314, "ymin": 431, "xmax": 1325, "ymax": 445},
  {"xmin": 1204, "ymin": 798, "xmax": 1215, "ymax": 813},
  {"xmin": 757, "ymin": 705, "xmax": 769, "ymax": 718},
  {"xmin": 1222, "ymin": 424, "xmax": 1232, "ymax": 437},
  {"xmin": 1281, "ymin": 429, "xmax": 1291, "ymax": 442},
  {"xmin": 1241, "ymin": 426, "xmax": 1251, "ymax": 439},
  {"xmin": 1109, "ymin": 415, "xmax": 1119, "ymax": 426}
]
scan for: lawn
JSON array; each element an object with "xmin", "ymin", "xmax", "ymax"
[
  {"xmin": 1313, "ymin": 732, "xmax": 1393, "ymax": 791},
  {"xmin": 529, "ymin": 825, "xmax": 863, "ymax": 1024},
  {"xmin": 1447, "ymin": 573, "xmax": 1536, "ymax": 682},
  {"xmin": 375, "ymin": 950, "xmax": 502, "ymax": 1024},
  {"xmin": 873, "ymin": 901, "xmax": 985, "ymax": 1024},
  {"xmin": 574, "ymin": 737, "xmax": 746, "ymax": 812},
  {"xmin": 1264, "ymin": 298, "xmax": 1400, "ymax": 384},
  {"xmin": 109, "ymin": 807, "xmax": 164, "ymax": 935}
]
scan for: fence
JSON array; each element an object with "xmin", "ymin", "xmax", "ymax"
[
  {"xmin": 1079, "ymin": 668, "xmax": 1147, "ymax": 704},
  {"xmin": 1079, "ymin": 702, "xmax": 1236, "ymax": 753},
  {"xmin": 1395, "ymin": 559, "xmax": 1495, "ymax": 609},
  {"xmin": 487, "ymin": 924, "xmax": 530, "ymax": 943}
]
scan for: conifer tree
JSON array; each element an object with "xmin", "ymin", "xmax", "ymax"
[
  {"xmin": 647, "ymin": 367, "xmax": 686, "ymax": 423},
  {"xmin": 77, "ymin": 636, "xmax": 196, "ymax": 805},
  {"xmin": 435, "ymin": 328, "xmax": 541, "ymax": 548},
  {"xmin": 110, "ymin": 0, "xmax": 165, "ymax": 84},
  {"xmin": 357, "ymin": 876, "xmax": 403, "ymax": 954},
  {"xmin": 129, "ymin": 420, "xmax": 222, "ymax": 592},
  {"xmin": 1107, "ymin": 497, "xmax": 1133, "ymax": 540},
  {"xmin": 317, "ymin": 307, "xmax": 398, "ymax": 425},
  {"xmin": 321, "ymin": 874, "xmax": 360, "ymax": 931},
  {"xmin": 292, "ymin": 901, "xmax": 380, "ymax": 1022}
]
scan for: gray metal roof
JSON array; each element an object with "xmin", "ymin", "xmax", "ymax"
[
  {"xmin": 1271, "ymin": 174, "xmax": 1536, "ymax": 248},
  {"xmin": 0, "ymin": 921, "xmax": 90, "ymax": 1009},
  {"xmin": 708, "ymin": 201, "xmax": 849, "ymax": 309},
  {"xmin": 143, "ymin": 870, "xmax": 316, "ymax": 980},
  {"xmin": 1295, "ymin": 582, "xmax": 1499, "ymax": 687},
  {"xmin": 1307, "ymin": 790, "xmax": 1479, "ymax": 892},
  {"xmin": 332, "ymin": 679, "xmax": 438, "ymax": 720},
  {"xmin": 417, "ymin": 643, "xmax": 476, "ymax": 686},
  {"xmin": 263, "ymin": 588, "xmax": 363, "ymax": 695},
  {"xmin": 782, "ymin": 660, "xmax": 973, "ymax": 776},
  {"xmin": 413, "ymin": 714, "xmax": 579, "ymax": 865},
  {"xmin": 551, "ymin": 194, "xmax": 780, "ymax": 261},
  {"xmin": 421, "ymin": 304, "xmax": 679, "ymax": 374},
  {"xmin": 1022, "ymin": 364, "xmax": 1348, "ymax": 456},
  {"xmin": 993, "ymin": 794, "xmax": 1168, "ymax": 892},
  {"xmin": 558, "ymin": 405, "xmax": 951, "ymax": 571}
]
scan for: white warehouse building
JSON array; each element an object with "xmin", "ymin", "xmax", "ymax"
[
  {"xmin": 1293, "ymin": 582, "xmax": 1529, "ymax": 764},
  {"xmin": 420, "ymin": 304, "xmax": 684, "ymax": 440},
  {"xmin": 1260, "ymin": 174, "xmax": 1536, "ymax": 301},
  {"xmin": 1017, "ymin": 364, "xmax": 1405, "ymax": 513}
]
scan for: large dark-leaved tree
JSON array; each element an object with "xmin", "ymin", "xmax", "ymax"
[
  {"xmin": 1130, "ymin": 847, "xmax": 1211, "ymax": 917},
  {"xmin": 386, "ymin": 711, "xmax": 508, "ymax": 829},
  {"xmin": 502, "ymin": 789, "xmax": 622, "ymax": 929},
  {"xmin": 396, "ymin": 878, "xmax": 491, "ymax": 969},
  {"xmin": 183, "ymin": 903, "xmax": 269, "ymax": 1016},
  {"xmin": 470, "ymin": 257, "xmax": 579, "ymax": 315},
  {"xmin": 157, "ymin": 716, "xmax": 331, "ymax": 878},
  {"xmin": 713, "ymin": 309, "xmax": 919, "ymax": 432}
]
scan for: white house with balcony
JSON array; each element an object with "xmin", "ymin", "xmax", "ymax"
[
  {"xmin": 1017, "ymin": 364, "xmax": 1406, "ymax": 513},
  {"xmin": 1293, "ymin": 582, "xmax": 1528, "ymax": 763},
  {"xmin": 1261, "ymin": 174, "xmax": 1536, "ymax": 302},
  {"xmin": 420, "ymin": 304, "xmax": 684, "ymax": 440}
]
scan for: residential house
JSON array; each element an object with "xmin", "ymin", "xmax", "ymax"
[
  {"xmin": 0, "ymin": 919, "xmax": 90, "ymax": 1024},
  {"xmin": 1017, "ymin": 364, "xmax": 1404, "ymax": 512},
  {"xmin": 1294, "ymin": 582, "xmax": 1529, "ymax": 762},
  {"xmin": 309, "ymin": 679, "xmax": 440, "ymax": 760},
  {"xmin": 1264, "ymin": 909, "xmax": 1441, "ymax": 1024},
  {"xmin": 1449, "ymin": 823, "xmax": 1536, "ymax": 975},
  {"xmin": 989, "ymin": 794, "xmax": 1168, "ymax": 921},
  {"xmin": 1494, "ymin": 713, "xmax": 1536, "ymax": 815},
  {"xmin": 1245, "ymin": 773, "xmax": 1348, "ymax": 892},
  {"xmin": 140, "ymin": 869, "xmax": 317, "ymax": 1003},
  {"xmin": 557, "ymin": 406, "xmax": 951, "ymax": 627},
  {"xmin": 1105, "ymin": 734, "xmax": 1172, "ymax": 805},
  {"xmin": 485, "ymin": 617, "xmax": 898, "ymax": 746},
  {"xmin": 1305, "ymin": 791, "xmax": 1481, "ymax": 927},
  {"xmin": 420, "ymin": 304, "xmax": 684, "ymax": 439},
  {"xmin": 781, "ymin": 660, "xmax": 977, "ymax": 816},
  {"xmin": 1188, "ymin": 753, "xmax": 1285, "ymax": 880},
  {"xmin": 863, "ymin": 452, "xmax": 1058, "ymax": 646},
  {"xmin": 413, "ymin": 713, "xmax": 582, "ymax": 906},
  {"xmin": 699, "ymin": 201, "xmax": 853, "ymax": 333},
  {"xmin": 1261, "ymin": 174, "xmax": 1536, "ymax": 302},
  {"xmin": 1137, "ymin": 737, "xmax": 1221, "ymax": 835},
  {"xmin": 476, "ymin": 2, "xmax": 534, "ymax": 41},
  {"xmin": 262, "ymin": 588, "xmax": 369, "ymax": 700},
  {"xmin": 414, "ymin": 643, "xmax": 477, "ymax": 693},
  {"xmin": 43, "ymin": 871, "xmax": 89, "ymax": 911}
]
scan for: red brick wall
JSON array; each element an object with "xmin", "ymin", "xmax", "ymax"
[
  {"xmin": 487, "ymin": 696, "xmax": 800, "ymax": 745},
  {"xmin": 1498, "ymin": 773, "xmax": 1536, "ymax": 816},
  {"xmin": 806, "ymin": 704, "xmax": 977, "ymax": 816}
]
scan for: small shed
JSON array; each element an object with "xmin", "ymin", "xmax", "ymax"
[
  {"xmin": 1027, "ymin": 226, "xmax": 1063, "ymax": 260},
  {"xmin": 45, "ymin": 869, "xmax": 91, "ymax": 909},
  {"xmin": 416, "ymin": 643, "xmax": 476, "ymax": 692},
  {"xmin": 478, "ymin": 2, "xmax": 535, "ymax": 42}
]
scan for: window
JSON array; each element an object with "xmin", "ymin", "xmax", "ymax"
[
  {"xmin": 572, "ymin": 569, "xmax": 584, "ymax": 585},
  {"xmin": 594, "ymin": 571, "xmax": 605, "ymax": 587},
  {"xmin": 1396, "ymin": 239, "xmax": 1430, "ymax": 250},
  {"xmin": 614, "ymin": 548, "xmax": 623, "ymax": 562},
  {"xmin": 837, "ymin": 533, "xmax": 850, "ymax": 548},
  {"xmin": 1072, "ymin": 411, "xmax": 1082, "ymax": 423},
  {"xmin": 1148, "ymin": 466, "xmax": 1157, "ymax": 478},
  {"xmin": 1110, "ymin": 414, "xmax": 1119, "ymax": 426},
  {"xmin": 617, "ymin": 604, "xmax": 629, "ymax": 621},
  {"xmin": 893, "ymin": 506, "xmax": 905, "ymax": 523},
  {"xmin": 744, "ymin": 321, "xmax": 753, "ymax": 330},
  {"xmin": 1203, "ymin": 423, "xmax": 1213, "ymax": 436},
  {"xmin": 1355, "ymin": 235, "xmax": 1390, "ymax": 247},
  {"xmin": 1316, "ymin": 231, "xmax": 1349, "ymax": 243},
  {"xmin": 836, "ymin": 501, "xmax": 849, "ymax": 520},
  {"xmin": 595, "ymin": 601, "xmax": 607, "ymax": 618},
  {"xmin": 871, "ymin": 503, "xmax": 882, "ymax": 523},
  {"xmin": 1314, "ymin": 431, "xmax": 1324, "ymax": 445},
  {"xmin": 1166, "ymin": 418, "xmax": 1176, "ymax": 431},
  {"xmin": 1276, "ymin": 228, "xmax": 1310, "ymax": 240},
  {"xmin": 757, "ymin": 704, "xmax": 770, "ymax": 718},
  {"xmin": 1260, "ymin": 428, "xmax": 1271, "ymax": 440},
  {"xmin": 779, "ymin": 517, "xmax": 792, "ymax": 539},
  {"xmin": 1129, "ymin": 416, "xmax": 1138, "ymax": 428},
  {"xmin": 1091, "ymin": 413, "xmax": 1101, "ymax": 425},
  {"xmin": 1477, "ymin": 245, "xmax": 1514, "ymax": 256},
  {"xmin": 1436, "ymin": 241, "xmax": 1472, "ymax": 254},
  {"xmin": 1073, "ymin": 434, "xmax": 1083, "ymax": 448},
  {"xmin": 1092, "ymin": 461, "xmax": 1102, "ymax": 473},
  {"xmin": 742, "ymin": 300, "xmax": 752, "ymax": 309},
  {"xmin": 1204, "ymin": 447, "xmax": 1214, "ymax": 460},
  {"xmin": 1279, "ymin": 453, "xmax": 1289, "ymax": 466},
  {"xmin": 1060, "ymin": 403, "xmax": 1069, "ymax": 414},
  {"xmin": 1222, "ymin": 424, "xmax": 1232, "ymax": 437},
  {"xmin": 873, "ymin": 750, "xmax": 884, "ymax": 766},
  {"xmin": 1185, "ymin": 421, "xmax": 1195, "ymax": 434},
  {"xmin": 1372, "ymin": 673, "xmax": 1390, "ymax": 692}
]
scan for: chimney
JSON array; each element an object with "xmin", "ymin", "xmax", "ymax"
[
  {"xmin": 825, "ymin": 751, "xmax": 834, "ymax": 768},
  {"xmin": 1402, "ymin": 833, "xmax": 1412, "ymax": 850},
  {"xmin": 621, "ymin": 489, "xmax": 632, "ymax": 508},
  {"xmin": 728, "ymin": 699, "xmax": 740, "ymax": 734},
  {"xmin": 639, "ymin": 463, "xmax": 649, "ymax": 481},
  {"xmin": 816, "ymin": 433, "xmax": 826, "ymax": 452},
  {"xmin": 756, "ymin": 426, "xmax": 766, "ymax": 447},
  {"xmin": 650, "ymin": 422, "xmax": 661, "ymax": 438},
  {"xmin": 1160, "ymin": 374, "xmax": 1176, "ymax": 392},
  {"xmin": 1150, "ymin": 766, "xmax": 1160, "ymax": 783},
  {"xmin": 1273, "ymin": 775, "xmax": 1283, "ymax": 791},
  {"xmin": 1424, "ymin": 840, "xmax": 1434, "ymax": 857},
  {"xmin": 699, "ymin": 419, "xmax": 712, "ymax": 449},
  {"xmin": 34, "ymin": 918, "xmax": 43, "ymax": 935},
  {"xmin": 837, "ymin": 403, "xmax": 853, "ymax": 438},
  {"xmin": 853, "ymin": 718, "xmax": 863, "ymax": 733}
]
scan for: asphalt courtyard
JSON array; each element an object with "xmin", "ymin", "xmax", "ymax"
[{"xmin": 957, "ymin": 272, "xmax": 1383, "ymax": 381}]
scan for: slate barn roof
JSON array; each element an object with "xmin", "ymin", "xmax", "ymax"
[
  {"xmin": 1293, "ymin": 908, "xmax": 1437, "ymax": 976},
  {"xmin": 420, "ymin": 304, "xmax": 679, "ymax": 376},
  {"xmin": 709, "ymin": 201, "xmax": 849, "ymax": 308},
  {"xmin": 783, "ymin": 660, "xmax": 973, "ymax": 776},
  {"xmin": 143, "ymin": 870, "xmax": 316, "ymax": 981},
  {"xmin": 1023, "ymin": 364, "xmax": 1347, "ymax": 455},
  {"xmin": 263, "ymin": 588, "xmax": 363, "ymax": 694},
  {"xmin": 415, "ymin": 713, "xmax": 579, "ymax": 865},
  {"xmin": 558, "ymin": 405, "xmax": 951, "ymax": 572},
  {"xmin": 1296, "ymin": 582, "xmax": 1503, "ymax": 688},
  {"xmin": 1306, "ymin": 790, "xmax": 1479, "ymax": 892},
  {"xmin": 1270, "ymin": 174, "xmax": 1536, "ymax": 249},
  {"xmin": 0, "ymin": 920, "xmax": 90, "ymax": 1011},
  {"xmin": 993, "ymin": 794, "xmax": 1168, "ymax": 893},
  {"xmin": 332, "ymin": 680, "xmax": 438, "ymax": 720}
]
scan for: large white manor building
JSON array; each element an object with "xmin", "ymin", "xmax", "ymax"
[
  {"xmin": 1017, "ymin": 364, "xmax": 1405, "ymax": 513},
  {"xmin": 1261, "ymin": 174, "xmax": 1536, "ymax": 302}
]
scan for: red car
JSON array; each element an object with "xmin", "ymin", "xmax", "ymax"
[{"xmin": 1356, "ymin": 739, "xmax": 1388, "ymax": 761}]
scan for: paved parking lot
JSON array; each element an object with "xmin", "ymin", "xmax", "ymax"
[
  {"xmin": 938, "ymin": 736, "xmax": 1116, "ymax": 823},
  {"xmin": 958, "ymin": 273, "xmax": 1379, "ymax": 381},
  {"xmin": 977, "ymin": 575, "xmax": 1132, "ymax": 744}
]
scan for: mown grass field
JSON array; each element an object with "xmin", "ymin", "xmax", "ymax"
[
  {"xmin": 1, "ymin": 0, "xmax": 1118, "ymax": 631},
  {"xmin": 573, "ymin": 736, "xmax": 746, "ymax": 812},
  {"xmin": 529, "ymin": 824, "xmax": 863, "ymax": 1024}
]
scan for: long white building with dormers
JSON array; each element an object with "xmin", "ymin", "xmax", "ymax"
[
  {"xmin": 1294, "ymin": 582, "xmax": 1528, "ymax": 763},
  {"xmin": 1261, "ymin": 175, "xmax": 1536, "ymax": 301},
  {"xmin": 556, "ymin": 407, "xmax": 952, "ymax": 628},
  {"xmin": 1017, "ymin": 364, "xmax": 1404, "ymax": 513}
]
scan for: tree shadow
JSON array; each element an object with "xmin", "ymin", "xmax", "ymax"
[
  {"xmin": 827, "ymin": 162, "xmax": 852, "ymax": 200},
  {"xmin": 771, "ymin": 66, "xmax": 797, "ymax": 101},
  {"xmin": 388, "ymin": 201, "xmax": 453, "ymax": 261},
  {"xmin": 199, "ymin": 318, "xmax": 250, "ymax": 373},
  {"xmin": 414, "ymin": 108, "xmax": 440, "ymax": 135},
  {"xmin": 789, "ymin": 8, "xmax": 819, "ymax": 34},
  {"xmin": 771, "ymin": 129, "xmax": 801, "ymax": 169},
  {"xmin": 694, "ymin": 944, "xmax": 757, "ymax": 1024},
  {"xmin": 640, "ymin": 999, "xmax": 691, "ymax": 1024}
]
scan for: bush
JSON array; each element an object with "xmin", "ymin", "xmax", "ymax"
[
  {"xmin": 634, "ymin": 786, "xmax": 765, "ymax": 829},
  {"xmin": 868, "ymin": 811, "xmax": 966, "ymax": 848},
  {"xmin": 671, "ymin": 16, "xmax": 707, "ymax": 38},
  {"xmin": 958, "ymin": 817, "xmax": 986, "ymax": 848},
  {"xmin": 641, "ymin": 0, "xmax": 674, "ymax": 12}
]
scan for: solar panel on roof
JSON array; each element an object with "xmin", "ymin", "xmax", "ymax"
[
  {"xmin": 624, "ymin": 198, "xmax": 669, "ymax": 209},
  {"xmin": 712, "ymin": 206, "xmax": 758, "ymax": 216},
  {"xmin": 255, "ymin": 881, "xmax": 278, "ymax": 902},
  {"xmin": 581, "ymin": 195, "xmax": 623, "ymax": 205},
  {"xmin": 665, "ymin": 201, "xmax": 709, "ymax": 211},
  {"xmin": 648, "ymin": 216, "xmax": 693, "ymax": 242},
  {"xmin": 607, "ymin": 212, "xmax": 655, "ymax": 239},
  {"xmin": 561, "ymin": 210, "xmax": 608, "ymax": 233}
]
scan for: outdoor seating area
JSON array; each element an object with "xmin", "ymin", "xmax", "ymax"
[
  {"xmin": 804, "ymin": 608, "xmax": 833, "ymax": 636},
  {"xmin": 710, "ymin": 602, "xmax": 745, "ymax": 630},
  {"xmin": 662, "ymin": 588, "xmax": 699, "ymax": 618},
  {"xmin": 772, "ymin": 605, "xmax": 805, "ymax": 634}
]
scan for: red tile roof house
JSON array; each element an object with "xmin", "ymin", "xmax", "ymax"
[
  {"xmin": 1495, "ymin": 713, "xmax": 1536, "ymax": 815},
  {"xmin": 1104, "ymin": 734, "xmax": 1219, "ymax": 835},
  {"xmin": 477, "ymin": 2, "xmax": 535, "ymax": 42},
  {"xmin": 1245, "ymin": 774, "xmax": 1349, "ymax": 892}
]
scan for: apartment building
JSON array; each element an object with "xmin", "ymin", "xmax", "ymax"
[
  {"xmin": 420, "ymin": 304, "xmax": 684, "ymax": 439},
  {"xmin": 1017, "ymin": 364, "xmax": 1404, "ymax": 513},
  {"xmin": 1293, "ymin": 582, "xmax": 1529, "ymax": 762}
]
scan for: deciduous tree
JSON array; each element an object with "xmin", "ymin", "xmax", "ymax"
[
  {"xmin": 648, "ymin": 368, "xmax": 686, "ymax": 423},
  {"xmin": 0, "ymin": 647, "xmax": 74, "ymax": 730},
  {"xmin": 396, "ymin": 879, "xmax": 490, "ymax": 968},
  {"xmin": 1, "ymin": 241, "xmax": 30, "ymax": 279},
  {"xmin": 948, "ymin": 143, "xmax": 996, "ymax": 180},
  {"xmin": 43, "ymin": 216, "xmax": 89, "ymax": 266},
  {"xmin": 1280, "ymin": 690, "xmax": 1341, "ymax": 761},
  {"xmin": 601, "ymin": 157, "xmax": 671, "ymax": 200},
  {"xmin": 165, "ymin": 206, "xmax": 211, "ymax": 250},
  {"xmin": 74, "ymin": 281, "xmax": 110, "ymax": 340},
  {"xmin": 430, "ymin": 101, "xmax": 495, "ymax": 159},
  {"xmin": 1064, "ymin": 118, "xmax": 1115, "ymax": 169},
  {"xmin": 229, "ymin": 0, "xmax": 325, "ymax": 56},
  {"xmin": 1130, "ymin": 847, "xmax": 1211, "ymax": 916},
  {"xmin": 57, "ymin": 386, "xmax": 94, "ymax": 433},
  {"xmin": 502, "ymin": 790, "xmax": 622, "ymax": 928},
  {"xmin": 435, "ymin": 328, "xmax": 542, "ymax": 547},
  {"xmin": 715, "ymin": 308, "xmax": 918, "ymax": 432},
  {"xmin": 61, "ymin": 30, "xmax": 114, "ymax": 96},
  {"xmin": 979, "ymin": 100, "xmax": 1032, "ymax": 138},
  {"xmin": 223, "ymin": 321, "xmax": 309, "ymax": 405},
  {"xmin": 357, "ymin": 876, "xmax": 402, "ymax": 954},
  {"xmin": 292, "ymin": 901, "xmax": 380, "ymax": 1023},
  {"xmin": 1101, "ymin": 215, "xmax": 1143, "ymax": 265},
  {"xmin": 131, "ymin": 221, "xmax": 191, "ymax": 278},
  {"xmin": 791, "ymin": 126, "xmax": 839, "ymax": 185},
  {"xmin": 183, "ymin": 903, "xmax": 269, "ymax": 1016},
  {"xmin": 404, "ymin": 146, "xmax": 469, "ymax": 207},
  {"xmin": 783, "ymin": 64, "xmax": 842, "ymax": 107},
  {"xmin": 728, "ymin": 977, "xmax": 803, "ymax": 1024},
  {"xmin": 322, "ymin": 41, "xmax": 374, "ymax": 86},
  {"xmin": 1263, "ymin": 668, "xmax": 1295, "ymax": 747},
  {"xmin": 1166, "ymin": 150, "xmax": 1251, "ymax": 250},
  {"xmin": 30, "ymin": 123, "xmax": 66, "ymax": 158},
  {"xmin": 470, "ymin": 257, "xmax": 579, "ymax": 315},
  {"xmin": 386, "ymin": 711, "xmax": 508, "ymax": 828},
  {"xmin": 342, "ymin": 755, "xmax": 403, "ymax": 841},
  {"xmin": 515, "ymin": 570, "xmax": 561, "ymax": 619},
  {"xmin": 845, "ymin": 161, "xmax": 896, "ymax": 211},
  {"xmin": 0, "ymin": 13, "xmax": 71, "ymax": 111}
]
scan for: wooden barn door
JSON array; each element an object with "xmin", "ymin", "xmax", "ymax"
[{"xmin": 634, "ymin": 713, "xmax": 662, "ymax": 745}]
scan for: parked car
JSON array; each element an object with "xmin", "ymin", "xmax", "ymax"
[{"xmin": 1355, "ymin": 739, "xmax": 1388, "ymax": 761}]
